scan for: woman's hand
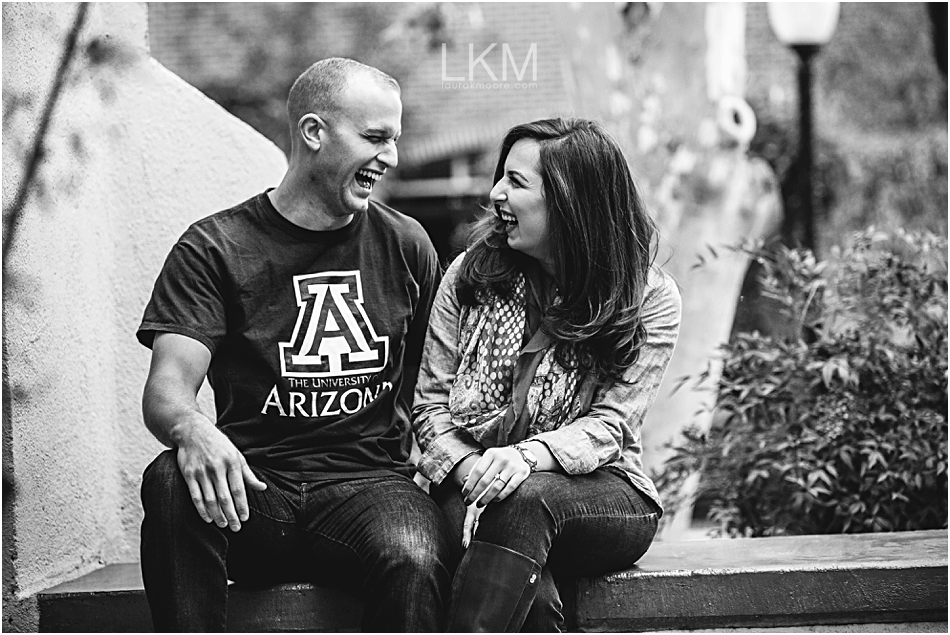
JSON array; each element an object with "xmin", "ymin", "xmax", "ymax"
[
  {"xmin": 455, "ymin": 443, "xmax": 557, "ymax": 548},
  {"xmin": 457, "ymin": 447, "xmax": 531, "ymax": 548},
  {"xmin": 449, "ymin": 453, "xmax": 483, "ymax": 489},
  {"xmin": 461, "ymin": 447, "xmax": 532, "ymax": 507}
]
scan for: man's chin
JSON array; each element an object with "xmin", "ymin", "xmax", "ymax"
[{"xmin": 340, "ymin": 194, "xmax": 370, "ymax": 215}]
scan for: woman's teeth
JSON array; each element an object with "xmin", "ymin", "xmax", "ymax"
[
  {"xmin": 498, "ymin": 210, "xmax": 517, "ymax": 224},
  {"xmin": 355, "ymin": 169, "xmax": 380, "ymax": 191}
]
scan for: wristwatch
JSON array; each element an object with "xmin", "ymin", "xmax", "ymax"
[{"xmin": 513, "ymin": 444, "xmax": 538, "ymax": 472}]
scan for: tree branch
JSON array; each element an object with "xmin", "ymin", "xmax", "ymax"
[{"xmin": 3, "ymin": 2, "xmax": 90, "ymax": 263}]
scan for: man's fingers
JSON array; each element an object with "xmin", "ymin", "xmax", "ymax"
[
  {"xmin": 185, "ymin": 477, "xmax": 212, "ymax": 523},
  {"xmin": 227, "ymin": 462, "xmax": 250, "ymax": 526},
  {"xmin": 242, "ymin": 460, "xmax": 267, "ymax": 492},
  {"xmin": 198, "ymin": 474, "xmax": 227, "ymax": 528},
  {"xmin": 175, "ymin": 439, "xmax": 258, "ymax": 531},
  {"xmin": 214, "ymin": 470, "xmax": 242, "ymax": 532}
]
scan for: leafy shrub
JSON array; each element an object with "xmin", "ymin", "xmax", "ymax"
[{"xmin": 657, "ymin": 229, "xmax": 948, "ymax": 536}]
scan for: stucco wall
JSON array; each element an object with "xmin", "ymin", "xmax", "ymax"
[{"xmin": 2, "ymin": 2, "xmax": 287, "ymax": 601}]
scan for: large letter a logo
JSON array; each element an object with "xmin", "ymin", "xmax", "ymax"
[{"xmin": 279, "ymin": 271, "xmax": 389, "ymax": 377}]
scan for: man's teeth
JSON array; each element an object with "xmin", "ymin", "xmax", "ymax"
[{"xmin": 356, "ymin": 170, "xmax": 381, "ymax": 190}]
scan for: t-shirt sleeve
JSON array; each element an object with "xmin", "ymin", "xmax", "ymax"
[{"xmin": 136, "ymin": 227, "xmax": 227, "ymax": 354}]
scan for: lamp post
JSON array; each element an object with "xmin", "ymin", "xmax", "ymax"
[{"xmin": 768, "ymin": 2, "xmax": 840, "ymax": 252}]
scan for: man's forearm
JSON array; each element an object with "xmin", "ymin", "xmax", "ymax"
[{"xmin": 143, "ymin": 376, "xmax": 215, "ymax": 449}]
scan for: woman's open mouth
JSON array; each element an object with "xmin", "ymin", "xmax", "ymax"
[{"xmin": 497, "ymin": 208, "xmax": 518, "ymax": 226}]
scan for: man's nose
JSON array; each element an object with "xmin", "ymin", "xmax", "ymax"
[{"xmin": 378, "ymin": 141, "xmax": 398, "ymax": 169}]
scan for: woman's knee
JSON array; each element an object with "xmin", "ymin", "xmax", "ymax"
[
  {"xmin": 474, "ymin": 475, "xmax": 561, "ymax": 555},
  {"xmin": 492, "ymin": 473, "xmax": 558, "ymax": 520}
]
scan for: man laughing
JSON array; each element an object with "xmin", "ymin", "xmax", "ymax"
[{"xmin": 137, "ymin": 58, "xmax": 449, "ymax": 632}]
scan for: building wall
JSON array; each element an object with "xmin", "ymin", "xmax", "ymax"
[{"xmin": 1, "ymin": 1, "xmax": 287, "ymax": 611}]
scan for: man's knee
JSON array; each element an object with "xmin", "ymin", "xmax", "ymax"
[
  {"xmin": 378, "ymin": 506, "xmax": 450, "ymax": 575},
  {"xmin": 141, "ymin": 450, "xmax": 189, "ymax": 515},
  {"xmin": 389, "ymin": 536, "xmax": 444, "ymax": 576}
]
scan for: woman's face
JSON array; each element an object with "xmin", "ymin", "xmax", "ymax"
[{"xmin": 490, "ymin": 138, "xmax": 553, "ymax": 270}]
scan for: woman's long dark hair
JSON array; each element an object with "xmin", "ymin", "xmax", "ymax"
[{"xmin": 457, "ymin": 118, "xmax": 657, "ymax": 381}]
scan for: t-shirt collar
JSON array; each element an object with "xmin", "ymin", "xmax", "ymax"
[{"xmin": 258, "ymin": 188, "xmax": 366, "ymax": 241}]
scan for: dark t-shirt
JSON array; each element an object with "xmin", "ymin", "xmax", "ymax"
[{"xmin": 137, "ymin": 192, "xmax": 441, "ymax": 480}]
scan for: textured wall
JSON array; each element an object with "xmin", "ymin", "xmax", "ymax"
[{"xmin": 2, "ymin": 1, "xmax": 287, "ymax": 602}]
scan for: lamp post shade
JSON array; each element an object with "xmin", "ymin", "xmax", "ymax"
[
  {"xmin": 767, "ymin": 2, "xmax": 840, "ymax": 46},
  {"xmin": 768, "ymin": 2, "xmax": 840, "ymax": 251}
]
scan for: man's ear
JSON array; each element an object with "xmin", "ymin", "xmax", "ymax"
[{"xmin": 297, "ymin": 113, "xmax": 324, "ymax": 152}]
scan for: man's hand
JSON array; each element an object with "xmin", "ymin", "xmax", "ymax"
[
  {"xmin": 143, "ymin": 332, "xmax": 267, "ymax": 533},
  {"xmin": 176, "ymin": 424, "xmax": 266, "ymax": 532}
]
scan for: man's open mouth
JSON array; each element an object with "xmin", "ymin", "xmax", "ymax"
[{"xmin": 355, "ymin": 169, "xmax": 381, "ymax": 191}]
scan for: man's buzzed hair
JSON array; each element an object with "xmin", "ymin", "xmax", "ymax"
[{"xmin": 287, "ymin": 58, "xmax": 400, "ymax": 130}]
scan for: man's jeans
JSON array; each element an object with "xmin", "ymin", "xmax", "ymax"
[
  {"xmin": 432, "ymin": 468, "xmax": 659, "ymax": 632},
  {"xmin": 140, "ymin": 450, "xmax": 451, "ymax": 632}
]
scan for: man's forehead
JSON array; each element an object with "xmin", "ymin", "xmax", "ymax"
[
  {"xmin": 338, "ymin": 80, "xmax": 401, "ymax": 131},
  {"xmin": 357, "ymin": 117, "xmax": 401, "ymax": 134},
  {"xmin": 339, "ymin": 73, "xmax": 399, "ymax": 104}
]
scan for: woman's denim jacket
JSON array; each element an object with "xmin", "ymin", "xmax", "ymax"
[{"xmin": 411, "ymin": 254, "xmax": 682, "ymax": 513}]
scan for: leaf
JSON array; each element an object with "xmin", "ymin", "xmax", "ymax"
[{"xmin": 657, "ymin": 229, "xmax": 948, "ymax": 537}]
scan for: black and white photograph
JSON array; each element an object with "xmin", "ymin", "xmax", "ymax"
[{"xmin": 3, "ymin": 2, "xmax": 947, "ymax": 632}]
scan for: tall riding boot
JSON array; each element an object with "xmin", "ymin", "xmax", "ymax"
[{"xmin": 447, "ymin": 540, "xmax": 543, "ymax": 632}]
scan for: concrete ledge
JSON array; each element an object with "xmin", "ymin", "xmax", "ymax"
[
  {"xmin": 37, "ymin": 566, "xmax": 363, "ymax": 632},
  {"xmin": 38, "ymin": 530, "xmax": 947, "ymax": 632},
  {"xmin": 573, "ymin": 530, "xmax": 948, "ymax": 632}
]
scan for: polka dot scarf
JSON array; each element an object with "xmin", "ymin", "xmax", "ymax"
[{"xmin": 449, "ymin": 273, "xmax": 585, "ymax": 447}]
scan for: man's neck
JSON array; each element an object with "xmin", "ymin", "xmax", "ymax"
[{"xmin": 268, "ymin": 179, "xmax": 355, "ymax": 232}]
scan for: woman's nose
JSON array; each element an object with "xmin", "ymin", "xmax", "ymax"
[{"xmin": 490, "ymin": 180, "xmax": 507, "ymax": 203}]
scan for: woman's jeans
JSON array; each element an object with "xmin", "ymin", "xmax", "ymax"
[
  {"xmin": 140, "ymin": 450, "xmax": 451, "ymax": 632},
  {"xmin": 432, "ymin": 468, "xmax": 659, "ymax": 632}
]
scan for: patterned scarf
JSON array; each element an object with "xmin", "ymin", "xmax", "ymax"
[{"xmin": 448, "ymin": 272, "xmax": 588, "ymax": 447}]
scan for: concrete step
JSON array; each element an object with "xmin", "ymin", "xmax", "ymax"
[
  {"xmin": 38, "ymin": 529, "xmax": 947, "ymax": 632},
  {"xmin": 37, "ymin": 565, "xmax": 363, "ymax": 632},
  {"xmin": 572, "ymin": 529, "xmax": 948, "ymax": 632}
]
